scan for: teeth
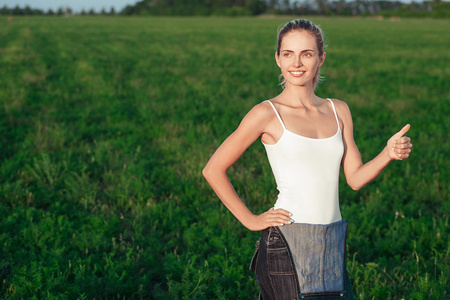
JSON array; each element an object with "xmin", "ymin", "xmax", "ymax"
[{"xmin": 291, "ymin": 71, "xmax": 304, "ymax": 75}]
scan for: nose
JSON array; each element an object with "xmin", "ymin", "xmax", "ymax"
[{"xmin": 294, "ymin": 55, "xmax": 303, "ymax": 67}]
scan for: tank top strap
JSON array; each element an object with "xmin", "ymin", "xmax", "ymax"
[
  {"xmin": 266, "ymin": 100, "xmax": 286, "ymax": 130},
  {"xmin": 327, "ymin": 98, "xmax": 341, "ymax": 131}
]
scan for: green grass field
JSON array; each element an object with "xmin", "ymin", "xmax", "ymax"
[{"xmin": 0, "ymin": 16, "xmax": 449, "ymax": 299}]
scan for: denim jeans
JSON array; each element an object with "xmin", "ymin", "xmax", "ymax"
[{"xmin": 250, "ymin": 221, "xmax": 355, "ymax": 300}]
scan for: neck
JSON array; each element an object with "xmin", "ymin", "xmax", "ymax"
[{"xmin": 279, "ymin": 83, "xmax": 319, "ymax": 107}]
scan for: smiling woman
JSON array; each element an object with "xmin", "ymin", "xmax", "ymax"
[
  {"xmin": 276, "ymin": 19, "xmax": 325, "ymax": 90},
  {"xmin": 203, "ymin": 18, "xmax": 413, "ymax": 300},
  {"xmin": 275, "ymin": 30, "xmax": 325, "ymax": 94}
]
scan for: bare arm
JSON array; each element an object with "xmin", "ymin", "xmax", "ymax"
[
  {"xmin": 203, "ymin": 103, "xmax": 293, "ymax": 231},
  {"xmin": 336, "ymin": 101, "xmax": 413, "ymax": 190}
]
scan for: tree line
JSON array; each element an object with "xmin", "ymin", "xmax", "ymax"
[
  {"xmin": 1, "ymin": 0, "xmax": 449, "ymax": 18},
  {"xmin": 0, "ymin": 5, "xmax": 116, "ymax": 16}
]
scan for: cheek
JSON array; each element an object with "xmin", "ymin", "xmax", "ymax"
[
  {"xmin": 305, "ymin": 59, "xmax": 320, "ymax": 70},
  {"xmin": 279, "ymin": 59, "xmax": 290, "ymax": 70}
]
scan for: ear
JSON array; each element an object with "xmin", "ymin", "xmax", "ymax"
[
  {"xmin": 318, "ymin": 52, "xmax": 326, "ymax": 67},
  {"xmin": 275, "ymin": 52, "xmax": 281, "ymax": 68}
]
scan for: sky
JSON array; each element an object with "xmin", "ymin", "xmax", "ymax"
[{"xmin": 2, "ymin": 0, "xmax": 139, "ymax": 13}]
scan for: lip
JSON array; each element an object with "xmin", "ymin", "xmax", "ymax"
[{"xmin": 289, "ymin": 70, "xmax": 305, "ymax": 77}]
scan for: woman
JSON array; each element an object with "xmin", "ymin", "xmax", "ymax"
[{"xmin": 203, "ymin": 19, "xmax": 412, "ymax": 299}]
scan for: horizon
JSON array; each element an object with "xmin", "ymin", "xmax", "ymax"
[
  {"xmin": 3, "ymin": 0, "xmax": 424, "ymax": 14},
  {"xmin": 3, "ymin": 0, "xmax": 138, "ymax": 13}
]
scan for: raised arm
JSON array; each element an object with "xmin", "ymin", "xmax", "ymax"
[
  {"xmin": 336, "ymin": 100, "xmax": 413, "ymax": 190},
  {"xmin": 203, "ymin": 103, "xmax": 293, "ymax": 231}
]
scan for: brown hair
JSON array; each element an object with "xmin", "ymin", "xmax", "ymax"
[{"xmin": 277, "ymin": 19, "xmax": 325, "ymax": 89}]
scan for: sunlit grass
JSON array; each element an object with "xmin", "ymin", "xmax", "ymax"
[{"xmin": 0, "ymin": 16, "xmax": 448, "ymax": 299}]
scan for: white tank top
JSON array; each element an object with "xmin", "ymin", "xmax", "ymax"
[{"xmin": 262, "ymin": 99, "xmax": 344, "ymax": 225}]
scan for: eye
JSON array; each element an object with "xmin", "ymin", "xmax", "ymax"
[
  {"xmin": 302, "ymin": 52, "xmax": 313, "ymax": 57},
  {"xmin": 283, "ymin": 53, "xmax": 292, "ymax": 57}
]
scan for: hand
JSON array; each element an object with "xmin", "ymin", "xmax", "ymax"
[
  {"xmin": 247, "ymin": 208, "xmax": 294, "ymax": 231},
  {"xmin": 386, "ymin": 124, "xmax": 413, "ymax": 161}
]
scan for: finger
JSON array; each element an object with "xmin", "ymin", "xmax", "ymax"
[
  {"xmin": 395, "ymin": 146, "xmax": 412, "ymax": 160},
  {"xmin": 398, "ymin": 148, "xmax": 412, "ymax": 154},
  {"xmin": 398, "ymin": 153, "xmax": 410, "ymax": 160},
  {"xmin": 273, "ymin": 208, "xmax": 293, "ymax": 217},
  {"xmin": 271, "ymin": 214, "xmax": 293, "ymax": 224},
  {"xmin": 395, "ymin": 136, "xmax": 411, "ymax": 144},
  {"xmin": 276, "ymin": 219, "xmax": 294, "ymax": 227},
  {"xmin": 393, "ymin": 124, "xmax": 410, "ymax": 139},
  {"xmin": 266, "ymin": 218, "xmax": 287, "ymax": 227},
  {"xmin": 395, "ymin": 144, "xmax": 412, "ymax": 153},
  {"xmin": 395, "ymin": 142, "xmax": 412, "ymax": 149},
  {"xmin": 267, "ymin": 213, "xmax": 294, "ymax": 225}
]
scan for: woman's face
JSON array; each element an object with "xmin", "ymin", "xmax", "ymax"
[{"xmin": 276, "ymin": 30, "xmax": 325, "ymax": 88}]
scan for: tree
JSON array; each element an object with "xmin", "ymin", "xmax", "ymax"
[
  {"xmin": 246, "ymin": 0, "xmax": 266, "ymax": 15},
  {"xmin": 65, "ymin": 6, "xmax": 73, "ymax": 16},
  {"xmin": 33, "ymin": 8, "xmax": 44, "ymax": 15},
  {"xmin": 0, "ymin": 5, "xmax": 10, "ymax": 15},
  {"xmin": 24, "ymin": 5, "xmax": 33, "ymax": 15},
  {"xmin": 12, "ymin": 5, "xmax": 23, "ymax": 15},
  {"xmin": 316, "ymin": 0, "xmax": 327, "ymax": 14},
  {"xmin": 281, "ymin": 0, "xmax": 291, "ymax": 12}
]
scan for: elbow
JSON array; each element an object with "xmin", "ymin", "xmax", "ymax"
[
  {"xmin": 202, "ymin": 165, "xmax": 212, "ymax": 181},
  {"xmin": 203, "ymin": 161, "xmax": 227, "ymax": 183},
  {"xmin": 350, "ymin": 184, "xmax": 361, "ymax": 191},
  {"xmin": 347, "ymin": 177, "xmax": 363, "ymax": 190},
  {"xmin": 348, "ymin": 181, "xmax": 365, "ymax": 191},
  {"xmin": 202, "ymin": 166, "xmax": 209, "ymax": 180}
]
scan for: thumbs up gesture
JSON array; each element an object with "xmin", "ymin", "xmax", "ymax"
[{"xmin": 387, "ymin": 124, "xmax": 413, "ymax": 161}]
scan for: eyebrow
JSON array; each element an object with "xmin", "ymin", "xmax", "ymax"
[{"xmin": 281, "ymin": 49, "xmax": 315, "ymax": 53}]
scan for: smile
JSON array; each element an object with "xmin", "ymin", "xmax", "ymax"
[{"xmin": 289, "ymin": 71, "xmax": 305, "ymax": 77}]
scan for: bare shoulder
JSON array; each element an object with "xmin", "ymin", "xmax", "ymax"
[
  {"xmin": 329, "ymin": 98, "xmax": 350, "ymax": 110},
  {"xmin": 233, "ymin": 100, "xmax": 275, "ymax": 136},
  {"xmin": 329, "ymin": 98, "xmax": 352, "ymax": 118},
  {"xmin": 242, "ymin": 100, "xmax": 275, "ymax": 123}
]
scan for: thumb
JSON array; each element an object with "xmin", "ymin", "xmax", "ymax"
[{"xmin": 392, "ymin": 124, "xmax": 410, "ymax": 139}]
